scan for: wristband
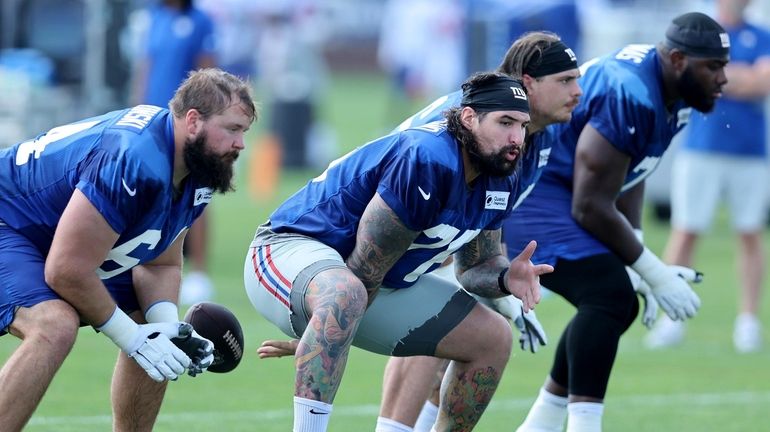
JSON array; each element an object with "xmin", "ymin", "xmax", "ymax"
[
  {"xmin": 145, "ymin": 301, "xmax": 179, "ymax": 323},
  {"xmin": 97, "ymin": 306, "xmax": 139, "ymax": 351},
  {"xmin": 498, "ymin": 269, "xmax": 509, "ymax": 295}
]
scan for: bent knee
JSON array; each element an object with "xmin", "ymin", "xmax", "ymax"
[
  {"xmin": 11, "ymin": 300, "xmax": 79, "ymax": 347},
  {"xmin": 306, "ymin": 269, "xmax": 369, "ymax": 320},
  {"xmin": 470, "ymin": 305, "xmax": 514, "ymax": 357}
]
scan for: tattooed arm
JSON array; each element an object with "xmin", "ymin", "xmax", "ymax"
[
  {"xmin": 454, "ymin": 229, "xmax": 510, "ymax": 299},
  {"xmin": 346, "ymin": 193, "xmax": 419, "ymax": 301},
  {"xmin": 456, "ymin": 230, "xmax": 553, "ymax": 311}
]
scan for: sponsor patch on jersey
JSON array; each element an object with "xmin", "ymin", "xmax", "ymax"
[
  {"xmin": 114, "ymin": 105, "xmax": 163, "ymax": 132},
  {"xmin": 194, "ymin": 187, "xmax": 213, "ymax": 206},
  {"xmin": 485, "ymin": 191, "xmax": 509, "ymax": 210}
]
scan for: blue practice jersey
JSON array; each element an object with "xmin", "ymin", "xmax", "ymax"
[
  {"xmin": 684, "ymin": 22, "xmax": 770, "ymax": 157},
  {"xmin": 0, "ymin": 105, "xmax": 210, "ymax": 279},
  {"xmin": 396, "ymin": 90, "xmax": 552, "ymax": 211},
  {"xmin": 269, "ymin": 122, "xmax": 516, "ymax": 288},
  {"xmin": 505, "ymin": 44, "xmax": 690, "ymax": 265}
]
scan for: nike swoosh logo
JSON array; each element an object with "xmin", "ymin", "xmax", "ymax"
[
  {"xmin": 122, "ymin": 178, "xmax": 137, "ymax": 197},
  {"xmin": 309, "ymin": 409, "xmax": 328, "ymax": 415},
  {"xmin": 417, "ymin": 186, "xmax": 431, "ymax": 200},
  {"xmin": 627, "ymin": 126, "xmax": 636, "ymax": 134}
]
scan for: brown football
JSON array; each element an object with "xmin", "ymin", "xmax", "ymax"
[{"xmin": 183, "ymin": 302, "xmax": 244, "ymax": 373}]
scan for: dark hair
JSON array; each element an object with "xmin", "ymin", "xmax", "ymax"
[
  {"xmin": 498, "ymin": 31, "xmax": 562, "ymax": 76},
  {"xmin": 169, "ymin": 68, "xmax": 257, "ymax": 123},
  {"xmin": 461, "ymin": 70, "xmax": 523, "ymax": 93},
  {"xmin": 445, "ymin": 72, "xmax": 501, "ymax": 147}
]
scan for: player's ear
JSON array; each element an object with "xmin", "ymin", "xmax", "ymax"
[
  {"xmin": 460, "ymin": 106, "xmax": 476, "ymax": 129},
  {"xmin": 521, "ymin": 74, "xmax": 536, "ymax": 91},
  {"xmin": 668, "ymin": 49, "xmax": 689, "ymax": 74},
  {"xmin": 184, "ymin": 109, "xmax": 203, "ymax": 135}
]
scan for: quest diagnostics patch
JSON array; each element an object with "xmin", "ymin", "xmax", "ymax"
[
  {"xmin": 485, "ymin": 191, "xmax": 509, "ymax": 210},
  {"xmin": 194, "ymin": 187, "xmax": 213, "ymax": 206}
]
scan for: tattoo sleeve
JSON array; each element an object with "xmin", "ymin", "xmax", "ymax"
[
  {"xmin": 454, "ymin": 229, "xmax": 509, "ymax": 298},
  {"xmin": 345, "ymin": 193, "xmax": 419, "ymax": 299}
]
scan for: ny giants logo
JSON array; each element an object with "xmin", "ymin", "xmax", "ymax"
[{"xmin": 510, "ymin": 86, "xmax": 528, "ymax": 101}]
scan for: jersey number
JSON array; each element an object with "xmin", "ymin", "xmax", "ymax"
[
  {"xmin": 15, "ymin": 120, "xmax": 101, "ymax": 166},
  {"xmin": 97, "ymin": 230, "xmax": 162, "ymax": 279}
]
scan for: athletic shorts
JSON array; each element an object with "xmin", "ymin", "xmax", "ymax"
[
  {"xmin": 243, "ymin": 223, "xmax": 477, "ymax": 357},
  {"xmin": 671, "ymin": 151, "xmax": 770, "ymax": 232},
  {"xmin": 0, "ymin": 224, "xmax": 139, "ymax": 336}
]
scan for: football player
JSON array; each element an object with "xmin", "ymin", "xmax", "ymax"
[
  {"xmin": 506, "ymin": 12, "xmax": 728, "ymax": 431},
  {"xmin": 0, "ymin": 69, "xmax": 256, "ymax": 431},
  {"xmin": 244, "ymin": 72, "xmax": 551, "ymax": 432}
]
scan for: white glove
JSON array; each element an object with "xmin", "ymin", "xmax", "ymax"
[
  {"xmin": 492, "ymin": 296, "xmax": 547, "ymax": 353},
  {"xmin": 627, "ymin": 265, "xmax": 702, "ymax": 329},
  {"xmin": 171, "ymin": 328, "xmax": 215, "ymax": 377},
  {"xmin": 98, "ymin": 306, "xmax": 191, "ymax": 382},
  {"xmin": 631, "ymin": 248, "xmax": 701, "ymax": 321},
  {"xmin": 145, "ymin": 301, "xmax": 214, "ymax": 377}
]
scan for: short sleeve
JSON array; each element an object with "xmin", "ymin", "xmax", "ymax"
[
  {"xmin": 587, "ymin": 87, "xmax": 655, "ymax": 158},
  {"xmin": 376, "ymin": 145, "xmax": 445, "ymax": 232},
  {"xmin": 75, "ymin": 134, "xmax": 161, "ymax": 234}
]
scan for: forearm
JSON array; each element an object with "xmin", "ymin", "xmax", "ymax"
[
  {"xmin": 573, "ymin": 198, "xmax": 643, "ymax": 264},
  {"xmin": 133, "ymin": 263, "xmax": 182, "ymax": 318},
  {"xmin": 456, "ymin": 254, "xmax": 510, "ymax": 298},
  {"xmin": 45, "ymin": 269, "xmax": 117, "ymax": 326},
  {"xmin": 455, "ymin": 229, "xmax": 509, "ymax": 298}
]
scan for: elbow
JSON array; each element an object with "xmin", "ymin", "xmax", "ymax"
[
  {"xmin": 44, "ymin": 260, "xmax": 83, "ymax": 295},
  {"xmin": 571, "ymin": 197, "xmax": 602, "ymax": 227}
]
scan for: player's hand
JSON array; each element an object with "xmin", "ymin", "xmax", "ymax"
[
  {"xmin": 171, "ymin": 327, "xmax": 215, "ymax": 377},
  {"xmin": 493, "ymin": 296, "xmax": 547, "ymax": 353},
  {"xmin": 257, "ymin": 339, "xmax": 299, "ymax": 359},
  {"xmin": 98, "ymin": 307, "xmax": 192, "ymax": 382},
  {"xmin": 129, "ymin": 323, "xmax": 192, "ymax": 382},
  {"xmin": 634, "ymin": 278, "xmax": 659, "ymax": 329},
  {"xmin": 631, "ymin": 249, "xmax": 702, "ymax": 321},
  {"xmin": 505, "ymin": 240, "xmax": 554, "ymax": 312}
]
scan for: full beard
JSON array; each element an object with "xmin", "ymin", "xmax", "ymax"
[
  {"xmin": 465, "ymin": 135, "xmax": 519, "ymax": 177},
  {"xmin": 678, "ymin": 66, "xmax": 716, "ymax": 113},
  {"xmin": 183, "ymin": 131, "xmax": 238, "ymax": 194}
]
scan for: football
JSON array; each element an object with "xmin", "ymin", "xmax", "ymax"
[{"xmin": 183, "ymin": 302, "xmax": 244, "ymax": 373}]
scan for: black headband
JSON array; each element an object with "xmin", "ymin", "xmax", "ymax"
[
  {"xmin": 525, "ymin": 41, "xmax": 579, "ymax": 78},
  {"xmin": 461, "ymin": 76, "xmax": 529, "ymax": 114},
  {"xmin": 665, "ymin": 12, "xmax": 730, "ymax": 59}
]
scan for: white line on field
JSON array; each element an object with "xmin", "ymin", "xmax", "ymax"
[{"xmin": 27, "ymin": 390, "xmax": 770, "ymax": 426}]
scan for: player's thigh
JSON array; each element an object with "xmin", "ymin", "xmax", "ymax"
[
  {"xmin": 353, "ymin": 273, "xmax": 478, "ymax": 356},
  {"xmin": 725, "ymin": 157, "xmax": 770, "ymax": 232},
  {"xmin": 670, "ymin": 151, "xmax": 721, "ymax": 232},
  {"xmin": 0, "ymin": 226, "xmax": 78, "ymax": 338},
  {"xmin": 433, "ymin": 301, "xmax": 512, "ymax": 363},
  {"xmin": 243, "ymin": 224, "xmax": 348, "ymax": 339}
]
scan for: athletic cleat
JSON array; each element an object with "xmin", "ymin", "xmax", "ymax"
[
  {"xmin": 733, "ymin": 314, "xmax": 762, "ymax": 354},
  {"xmin": 643, "ymin": 315, "xmax": 685, "ymax": 349}
]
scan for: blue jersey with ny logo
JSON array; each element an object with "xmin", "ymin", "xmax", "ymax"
[
  {"xmin": 505, "ymin": 44, "xmax": 689, "ymax": 265},
  {"xmin": 268, "ymin": 122, "xmax": 516, "ymax": 288},
  {"xmin": 0, "ymin": 105, "xmax": 211, "ymax": 279}
]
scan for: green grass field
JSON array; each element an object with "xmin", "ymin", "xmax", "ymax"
[{"xmin": 2, "ymin": 72, "xmax": 769, "ymax": 431}]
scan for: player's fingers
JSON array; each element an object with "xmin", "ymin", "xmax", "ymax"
[
  {"xmin": 515, "ymin": 240, "xmax": 537, "ymax": 262},
  {"xmin": 533, "ymin": 263, "xmax": 554, "ymax": 276}
]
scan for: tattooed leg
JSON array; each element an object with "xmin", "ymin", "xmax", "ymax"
[
  {"xmin": 432, "ymin": 303, "xmax": 513, "ymax": 431},
  {"xmin": 295, "ymin": 268, "xmax": 368, "ymax": 403}
]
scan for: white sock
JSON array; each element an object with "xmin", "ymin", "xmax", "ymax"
[
  {"xmin": 294, "ymin": 397, "xmax": 333, "ymax": 432},
  {"xmin": 413, "ymin": 400, "xmax": 439, "ymax": 432},
  {"xmin": 566, "ymin": 402, "xmax": 604, "ymax": 432},
  {"xmin": 375, "ymin": 416, "xmax": 414, "ymax": 432},
  {"xmin": 517, "ymin": 387, "xmax": 568, "ymax": 432}
]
